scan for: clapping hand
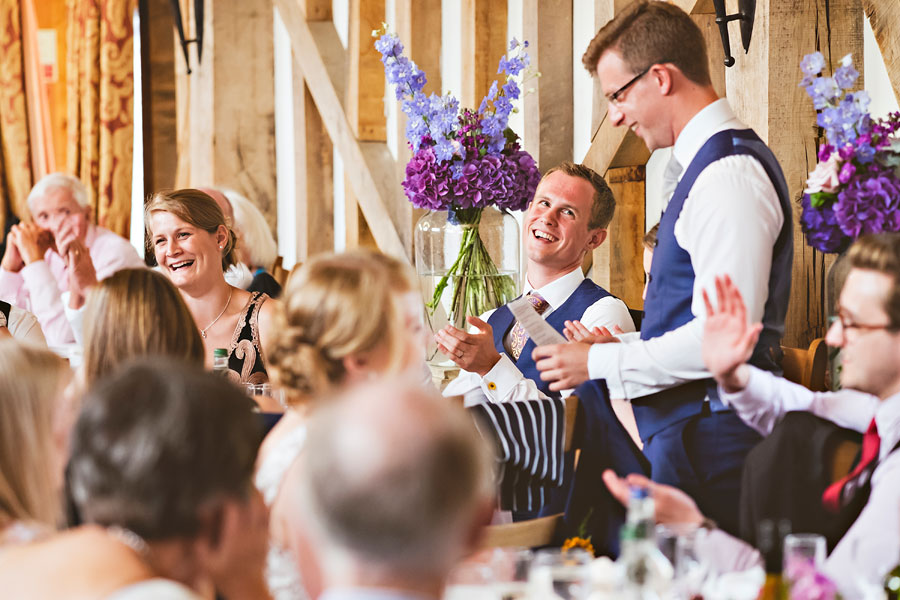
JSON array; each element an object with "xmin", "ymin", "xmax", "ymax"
[
  {"xmin": 533, "ymin": 341, "xmax": 591, "ymax": 392},
  {"xmin": 65, "ymin": 240, "xmax": 98, "ymax": 310},
  {"xmin": 563, "ymin": 319, "xmax": 623, "ymax": 344},
  {"xmin": 1, "ymin": 232, "xmax": 24, "ymax": 272},
  {"xmin": 702, "ymin": 275, "xmax": 761, "ymax": 393},
  {"xmin": 54, "ymin": 215, "xmax": 88, "ymax": 257},
  {"xmin": 10, "ymin": 223, "xmax": 53, "ymax": 265},
  {"xmin": 434, "ymin": 316, "xmax": 501, "ymax": 376}
]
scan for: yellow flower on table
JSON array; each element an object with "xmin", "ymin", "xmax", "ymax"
[{"xmin": 562, "ymin": 536, "xmax": 595, "ymax": 557}]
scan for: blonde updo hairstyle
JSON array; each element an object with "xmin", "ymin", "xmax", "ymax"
[
  {"xmin": 145, "ymin": 188, "xmax": 239, "ymax": 271},
  {"xmin": 267, "ymin": 250, "xmax": 417, "ymax": 403}
]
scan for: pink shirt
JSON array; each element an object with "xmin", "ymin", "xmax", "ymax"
[{"xmin": 0, "ymin": 225, "xmax": 145, "ymax": 345}]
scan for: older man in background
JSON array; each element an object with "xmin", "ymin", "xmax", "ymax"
[
  {"xmin": 0, "ymin": 173, "xmax": 144, "ymax": 345},
  {"xmin": 294, "ymin": 379, "xmax": 494, "ymax": 600}
]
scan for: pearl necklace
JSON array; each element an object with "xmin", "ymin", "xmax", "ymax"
[{"xmin": 200, "ymin": 287, "xmax": 233, "ymax": 339}]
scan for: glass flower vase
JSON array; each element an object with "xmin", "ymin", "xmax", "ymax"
[{"xmin": 415, "ymin": 206, "xmax": 521, "ymax": 368}]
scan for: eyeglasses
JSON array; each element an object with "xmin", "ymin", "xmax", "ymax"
[
  {"xmin": 830, "ymin": 311, "xmax": 898, "ymax": 335},
  {"xmin": 606, "ymin": 66, "xmax": 651, "ymax": 105}
]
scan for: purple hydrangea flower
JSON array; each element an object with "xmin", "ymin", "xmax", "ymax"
[
  {"xmin": 834, "ymin": 165, "xmax": 900, "ymax": 238},
  {"xmin": 801, "ymin": 194, "xmax": 851, "ymax": 254},
  {"xmin": 402, "ymin": 147, "xmax": 454, "ymax": 210},
  {"xmin": 838, "ymin": 161, "xmax": 856, "ymax": 184}
]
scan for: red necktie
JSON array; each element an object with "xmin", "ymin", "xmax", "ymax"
[
  {"xmin": 822, "ymin": 418, "xmax": 880, "ymax": 513},
  {"xmin": 506, "ymin": 292, "xmax": 550, "ymax": 360}
]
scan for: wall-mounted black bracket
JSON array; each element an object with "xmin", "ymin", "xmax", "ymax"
[
  {"xmin": 168, "ymin": 0, "xmax": 204, "ymax": 75},
  {"xmin": 713, "ymin": 0, "xmax": 756, "ymax": 68}
]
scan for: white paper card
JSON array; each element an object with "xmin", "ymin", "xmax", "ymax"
[{"xmin": 508, "ymin": 297, "xmax": 566, "ymax": 346}]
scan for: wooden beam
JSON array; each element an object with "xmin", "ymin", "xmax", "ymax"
[
  {"xmin": 460, "ymin": 0, "xmax": 508, "ymax": 110},
  {"xmin": 582, "ymin": 116, "xmax": 649, "ymax": 174},
  {"xmin": 276, "ymin": 0, "xmax": 409, "ymax": 260},
  {"xmin": 863, "ymin": 0, "xmax": 900, "ymax": 104},
  {"xmin": 346, "ymin": 0, "xmax": 386, "ymax": 141},
  {"xmin": 297, "ymin": 80, "xmax": 335, "ymax": 259},
  {"xmin": 175, "ymin": 0, "xmax": 278, "ymax": 230},
  {"xmin": 726, "ymin": 0, "xmax": 863, "ymax": 348},
  {"xmin": 343, "ymin": 173, "xmax": 377, "ymax": 249},
  {"xmin": 592, "ymin": 165, "xmax": 645, "ymax": 308},
  {"xmin": 140, "ymin": 0, "xmax": 177, "ymax": 192},
  {"xmin": 522, "ymin": 0, "xmax": 574, "ymax": 171},
  {"xmin": 301, "ymin": 0, "xmax": 331, "ymax": 21}
]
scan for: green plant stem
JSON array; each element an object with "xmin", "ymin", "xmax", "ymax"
[{"xmin": 427, "ymin": 208, "xmax": 518, "ymax": 330}]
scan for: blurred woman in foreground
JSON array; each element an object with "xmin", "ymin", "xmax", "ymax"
[
  {"xmin": 257, "ymin": 250, "xmax": 428, "ymax": 600},
  {"xmin": 0, "ymin": 341, "xmax": 73, "ymax": 547}
]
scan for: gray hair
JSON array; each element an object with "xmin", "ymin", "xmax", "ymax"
[
  {"xmin": 223, "ymin": 189, "xmax": 278, "ymax": 270},
  {"xmin": 299, "ymin": 379, "xmax": 494, "ymax": 575},
  {"xmin": 27, "ymin": 173, "xmax": 89, "ymax": 214},
  {"xmin": 68, "ymin": 360, "xmax": 262, "ymax": 540}
]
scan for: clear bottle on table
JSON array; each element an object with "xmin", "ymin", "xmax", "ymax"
[
  {"xmin": 213, "ymin": 348, "xmax": 229, "ymax": 375},
  {"xmin": 617, "ymin": 487, "xmax": 674, "ymax": 599}
]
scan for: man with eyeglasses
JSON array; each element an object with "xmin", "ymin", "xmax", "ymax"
[
  {"xmin": 534, "ymin": 0, "xmax": 793, "ymax": 535},
  {"xmin": 608, "ymin": 233, "xmax": 900, "ymax": 598}
]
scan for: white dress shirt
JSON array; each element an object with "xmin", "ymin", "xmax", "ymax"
[
  {"xmin": 587, "ymin": 99, "xmax": 784, "ymax": 401},
  {"xmin": 444, "ymin": 266, "xmax": 634, "ymax": 406},
  {"xmin": 6, "ymin": 304, "xmax": 46, "ymax": 346},
  {"xmin": 708, "ymin": 367, "xmax": 898, "ymax": 597}
]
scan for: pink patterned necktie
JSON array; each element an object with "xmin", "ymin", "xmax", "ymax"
[{"xmin": 506, "ymin": 292, "xmax": 550, "ymax": 360}]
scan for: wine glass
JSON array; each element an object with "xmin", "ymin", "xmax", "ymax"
[{"xmin": 529, "ymin": 548, "xmax": 592, "ymax": 600}]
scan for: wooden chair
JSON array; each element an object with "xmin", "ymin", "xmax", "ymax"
[
  {"xmin": 781, "ymin": 338, "xmax": 828, "ymax": 392},
  {"xmin": 479, "ymin": 394, "xmax": 579, "ymax": 549},
  {"xmin": 781, "ymin": 338, "xmax": 860, "ymax": 484}
]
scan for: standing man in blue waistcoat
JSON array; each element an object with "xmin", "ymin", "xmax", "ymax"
[
  {"xmin": 438, "ymin": 162, "xmax": 637, "ymax": 517},
  {"xmin": 535, "ymin": 1, "xmax": 793, "ymax": 536}
]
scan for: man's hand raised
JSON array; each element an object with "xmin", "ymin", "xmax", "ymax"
[
  {"xmin": 434, "ymin": 316, "xmax": 501, "ymax": 376},
  {"xmin": 702, "ymin": 274, "xmax": 761, "ymax": 394}
]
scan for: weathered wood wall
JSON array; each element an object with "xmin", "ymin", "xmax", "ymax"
[
  {"xmin": 174, "ymin": 0, "xmax": 278, "ymax": 232},
  {"xmin": 151, "ymin": 0, "xmax": 899, "ymax": 347}
]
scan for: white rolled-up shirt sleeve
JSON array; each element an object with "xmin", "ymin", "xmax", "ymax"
[
  {"xmin": 718, "ymin": 365, "xmax": 876, "ymax": 436},
  {"xmin": 448, "ymin": 296, "xmax": 635, "ymax": 405},
  {"xmin": 587, "ymin": 156, "xmax": 783, "ymax": 400}
]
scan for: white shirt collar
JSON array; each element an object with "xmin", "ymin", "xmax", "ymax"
[
  {"xmin": 671, "ymin": 98, "xmax": 746, "ymax": 178},
  {"xmin": 876, "ymin": 391, "xmax": 900, "ymax": 461},
  {"xmin": 522, "ymin": 267, "xmax": 585, "ymax": 311}
]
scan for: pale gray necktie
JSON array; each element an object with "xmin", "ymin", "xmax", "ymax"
[{"xmin": 661, "ymin": 154, "xmax": 683, "ymax": 203}]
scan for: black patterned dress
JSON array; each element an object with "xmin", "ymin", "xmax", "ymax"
[{"xmin": 226, "ymin": 291, "xmax": 270, "ymax": 384}]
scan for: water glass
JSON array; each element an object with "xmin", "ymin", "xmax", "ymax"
[
  {"xmin": 445, "ymin": 560, "xmax": 496, "ymax": 600},
  {"xmin": 243, "ymin": 383, "xmax": 286, "ymax": 412},
  {"xmin": 783, "ymin": 533, "xmax": 826, "ymax": 579},
  {"xmin": 529, "ymin": 548, "xmax": 592, "ymax": 600},
  {"xmin": 489, "ymin": 548, "xmax": 532, "ymax": 599}
]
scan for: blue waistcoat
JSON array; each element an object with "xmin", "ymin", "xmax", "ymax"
[
  {"xmin": 488, "ymin": 278, "xmax": 612, "ymax": 399},
  {"xmin": 634, "ymin": 128, "xmax": 793, "ymax": 439}
]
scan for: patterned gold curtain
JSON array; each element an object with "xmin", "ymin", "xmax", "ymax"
[
  {"xmin": 0, "ymin": 0, "xmax": 35, "ymax": 234},
  {"xmin": 66, "ymin": 0, "xmax": 135, "ymax": 236}
]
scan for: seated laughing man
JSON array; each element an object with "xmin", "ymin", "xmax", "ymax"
[
  {"xmin": 439, "ymin": 162, "xmax": 635, "ymax": 406},
  {"xmin": 0, "ymin": 173, "xmax": 144, "ymax": 345}
]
